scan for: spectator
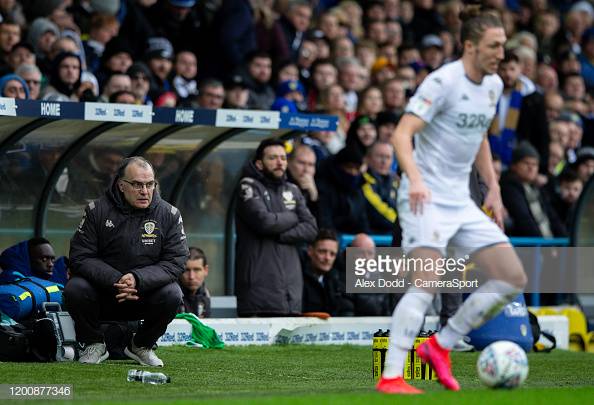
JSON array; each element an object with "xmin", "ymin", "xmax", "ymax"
[
  {"xmin": 99, "ymin": 73, "xmax": 131, "ymax": 103},
  {"xmin": 279, "ymin": 0, "xmax": 312, "ymax": 60},
  {"xmin": 195, "ymin": 78, "xmax": 225, "ymax": 109},
  {"xmin": 275, "ymin": 60, "xmax": 299, "ymax": 86},
  {"xmin": 109, "ymin": 89, "xmax": 136, "ymax": 104},
  {"xmin": 382, "ymin": 78, "xmax": 407, "ymax": 116},
  {"xmin": 318, "ymin": 11, "xmax": 342, "ymax": 43},
  {"xmin": 0, "ymin": 237, "xmax": 68, "ymax": 285},
  {"xmin": 573, "ymin": 146, "xmax": 594, "ymax": 183},
  {"xmin": 357, "ymin": 85, "xmax": 384, "ymax": 119},
  {"xmin": 544, "ymin": 90, "xmax": 564, "ymax": 121},
  {"xmin": 68, "ymin": 146, "xmax": 124, "ymax": 201},
  {"xmin": 95, "ymin": 36, "xmax": 133, "ymax": 88},
  {"xmin": 0, "ymin": 73, "xmax": 28, "ymax": 99},
  {"xmin": 0, "ymin": 18, "xmax": 21, "ymax": 70},
  {"xmin": 489, "ymin": 51, "xmax": 549, "ymax": 170},
  {"xmin": 337, "ymin": 57, "xmax": 362, "ymax": 115},
  {"xmin": 251, "ymin": 0, "xmax": 290, "ymax": 67},
  {"xmin": 346, "ymin": 115, "xmax": 378, "ymax": 156},
  {"xmin": 579, "ymin": 27, "xmax": 594, "ymax": 90},
  {"xmin": 548, "ymin": 140, "xmax": 566, "ymax": 177},
  {"xmin": 178, "ymin": 247, "xmax": 210, "ymax": 318},
  {"xmin": 536, "ymin": 64, "xmax": 559, "ymax": 94},
  {"xmin": 553, "ymin": 168, "xmax": 583, "ymax": 227},
  {"xmin": 144, "ymin": 0, "xmax": 200, "ymax": 53},
  {"xmin": 27, "ymin": 17, "xmax": 59, "ymax": 74},
  {"xmin": 154, "ymin": 91, "xmax": 177, "ymax": 108},
  {"xmin": 333, "ymin": 36, "xmax": 355, "ymax": 61},
  {"xmin": 243, "ymin": 51, "xmax": 275, "ymax": 110},
  {"xmin": 559, "ymin": 111, "xmax": 584, "ymax": 163},
  {"xmin": 301, "ymin": 131, "xmax": 333, "ymax": 164},
  {"xmin": 41, "ymin": 51, "xmax": 82, "ymax": 101},
  {"xmin": 317, "ymin": 145, "xmax": 370, "ymax": 234},
  {"xmin": 271, "ymin": 79, "xmax": 305, "ymax": 112},
  {"xmin": 420, "ymin": 34, "xmax": 445, "ymax": 71},
  {"xmin": 319, "ymin": 83, "xmax": 349, "ymax": 145},
  {"xmin": 500, "ymin": 142, "xmax": 567, "ymax": 237},
  {"xmin": 15, "ymin": 64, "xmax": 41, "ymax": 100},
  {"xmin": 172, "ymin": 50, "xmax": 198, "ymax": 103},
  {"xmin": 223, "ymin": 74, "xmax": 250, "ymax": 109},
  {"xmin": 145, "ymin": 37, "xmax": 174, "ymax": 101},
  {"xmin": 362, "ymin": 141, "xmax": 398, "ymax": 234},
  {"xmin": 127, "ymin": 62, "xmax": 152, "ymax": 105},
  {"xmin": 192, "ymin": 0, "xmax": 256, "ymax": 81},
  {"xmin": 376, "ymin": 110, "xmax": 401, "ymax": 143},
  {"xmin": 306, "ymin": 58, "xmax": 337, "ymax": 111},
  {"xmin": 301, "ymin": 229, "xmax": 343, "ymax": 316},
  {"xmin": 339, "ymin": 233, "xmax": 393, "ymax": 315},
  {"xmin": 287, "ymin": 143, "xmax": 318, "ymax": 215},
  {"xmin": 66, "ymin": 156, "xmax": 187, "ymax": 366},
  {"xmin": 5, "ymin": 41, "xmax": 35, "ymax": 74},
  {"xmin": 83, "ymin": 13, "xmax": 120, "ymax": 74},
  {"xmin": 562, "ymin": 72, "xmax": 587, "ymax": 102},
  {"xmin": 235, "ymin": 139, "xmax": 317, "ymax": 317}
]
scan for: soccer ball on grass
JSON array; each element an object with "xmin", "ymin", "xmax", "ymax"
[{"xmin": 476, "ymin": 340, "xmax": 529, "ymax": 388}]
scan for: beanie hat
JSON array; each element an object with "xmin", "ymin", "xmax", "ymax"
[
  {"xmin": 145, "ymin": 37, "xmax": 174, "ymax": 61},
  {"xmin": 90, "ymin": 0, "xmax": 121, "ymax": 15},
  {"xmin": 276, "ymin": 80, "xmax": 305, "ymax": 98},
  {"xmin": 574, "ymin": 146, "xmax": 594, "ymax": 166},
  {"xmin": 28, "ymin": 18, "xmax": 60, "ymax": 52},
  {"xmin": 0, "ymin": 74, "xmax": 30, "ymax": 99},
  {"xmin": 101, "ymin": 36, "xmax": 133, "ymax": 64},
  {"xmin": 511, "ymin": 141, "xmax": 540, "ymax": 164}
]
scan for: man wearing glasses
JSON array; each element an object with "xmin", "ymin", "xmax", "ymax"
[{"xmin": 66, "ymin": 156, "xmax": 188, "ymax": 367}]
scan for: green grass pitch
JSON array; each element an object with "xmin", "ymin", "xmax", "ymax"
[{"xmin": 0, "ymin": 345, "xmax": 593, "ymax": 404}]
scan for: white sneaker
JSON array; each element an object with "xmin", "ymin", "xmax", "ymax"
[
  {"xmin": 124, "ymin": 339, "xmax": 164, "ymax": 367},
  {"xmin": 451, "ymin": 339, "xmax": 475, "ymax": 352},
  {"xmin": 79, "ymin": 343, "xmax": 109, "ymax": 364}
]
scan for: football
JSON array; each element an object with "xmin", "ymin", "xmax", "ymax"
[{"xmin": 477, "ymin": 340, "xmax": 529, "ymax": 388}]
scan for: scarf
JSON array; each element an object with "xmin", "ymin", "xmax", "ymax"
[{"xmin": 488, "ymin": 81, "xmax": 523, "ymax": 166}]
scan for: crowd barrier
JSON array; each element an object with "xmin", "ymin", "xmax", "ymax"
[{"xmin": 158, "ymin": 315, "xmax": 568, "ymax": 349}]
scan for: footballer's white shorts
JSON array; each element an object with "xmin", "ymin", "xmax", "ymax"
[{"xmin": 397, "ymin": 198, "xmax": 509, "ymax": 257}]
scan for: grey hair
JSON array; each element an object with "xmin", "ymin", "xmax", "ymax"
[
  {"xmin": 117, "ymin": 156, "xmax": 154, "ymax": 179},
  {"xmin": 15, "ymin": 64, "xmax": 41, "ymax": 77}
]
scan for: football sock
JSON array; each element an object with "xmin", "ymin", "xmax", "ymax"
[
  {"xmin": 436, "ymin": 279, "xmax": 523, "ymax": 350},
  {"xmin": 383, "ymin": 287, "xmax": 434, "ymax": 378}
]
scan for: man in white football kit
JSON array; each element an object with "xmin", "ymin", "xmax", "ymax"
[{"xmin": 376, "ymin": 8, "xmax": 527, "ymax": 394}]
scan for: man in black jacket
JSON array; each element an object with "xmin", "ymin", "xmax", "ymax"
[
  {"xmin": 302, "ymin": 229, "xmax": 342, "ymax": 315},
  {"xmin": 65, "ymin": 157, "xmax": 188, "ymax": 366},
  {"xmin": 178, "ymin": 247, "xmax": 211, "ymax": 318},
  {"xmin": 235, "ymin": 139, "xmax": 317, "ymax": 317},
  {"xmin": 500, "ymin": 143, "xmax": 567, "ymax": 237}
]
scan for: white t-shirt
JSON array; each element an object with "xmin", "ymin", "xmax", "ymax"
[{"xmin": 400, "ymin": 60, "xmax": 503, "ymax": 207}]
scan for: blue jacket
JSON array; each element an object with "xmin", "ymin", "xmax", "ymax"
[{"xmin": 0, "ymin": 240, "xmax": 68, "ymax": 285}]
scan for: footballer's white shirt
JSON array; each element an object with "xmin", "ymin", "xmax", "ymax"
[{"xmin": 400, "ymin": 60, "xmax": 503, "ymax": 207}]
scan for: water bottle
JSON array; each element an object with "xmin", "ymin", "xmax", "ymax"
[{"xmin": 127, "ymin": 369, "xmax": 171, "ymax": 384}]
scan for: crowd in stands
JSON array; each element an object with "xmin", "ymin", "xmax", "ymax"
[{"xmin": 1, "ymin": 0, "xmax": 594, "ymax": 317}]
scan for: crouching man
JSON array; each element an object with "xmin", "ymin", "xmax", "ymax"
[{"xmin": 65, "ymin": 156, "xmax": 188, "ymax": 366}]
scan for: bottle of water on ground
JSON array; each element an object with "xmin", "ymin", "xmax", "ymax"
[{"xmin": 127, "ymin": 369, "xmax": 171, "ymax": 384}]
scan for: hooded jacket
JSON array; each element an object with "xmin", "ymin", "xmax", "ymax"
[
  {"xmin": 0, "ymin": 240, "xmax": 68, "ymax": 285},
  {"xmin": 69, "ymin": 175, "xmax": 188, "ymax": 294},
  {"xmin": 234, "ymin": 161, "xmax": 317, "ymax": 316}
]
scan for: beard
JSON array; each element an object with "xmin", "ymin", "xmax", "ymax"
[{"xmin": 262, "ymin": 166, "xmax": 285, "ymax": 180}]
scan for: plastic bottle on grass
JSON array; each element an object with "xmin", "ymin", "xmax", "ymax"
[{"xmin": 127, "ymin": 369, "xmax": 171, "ymax": 384}]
